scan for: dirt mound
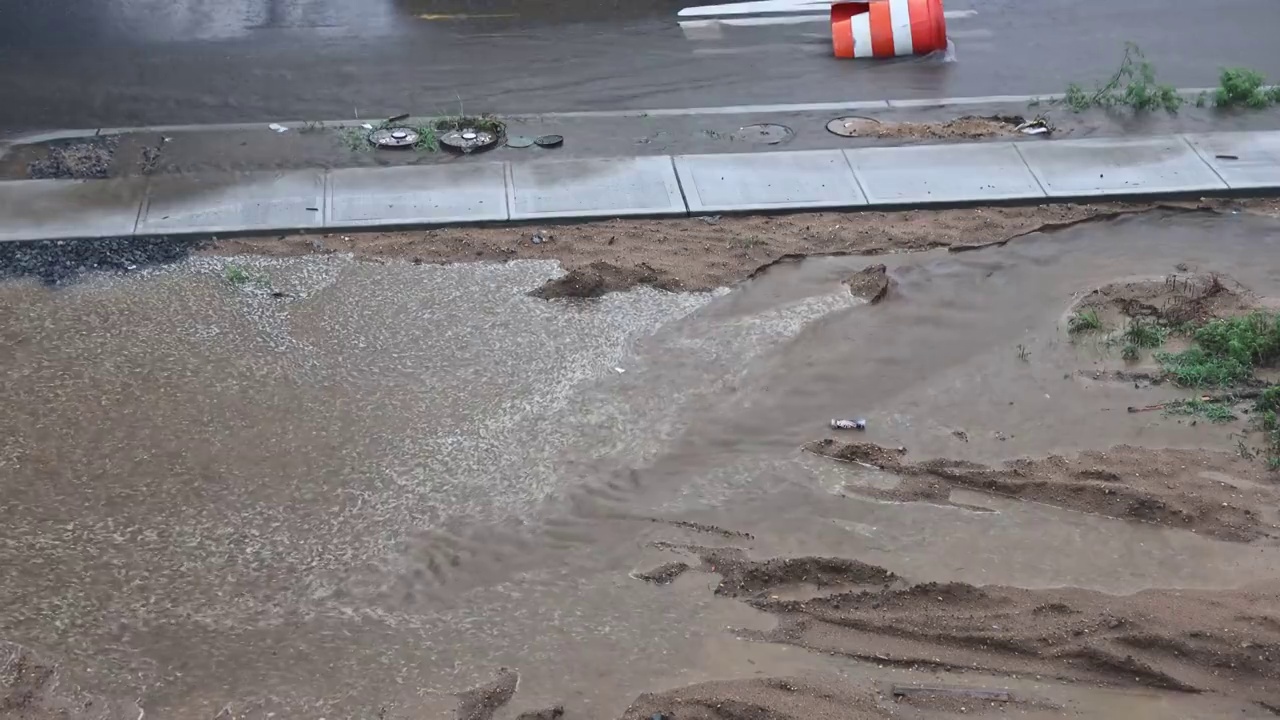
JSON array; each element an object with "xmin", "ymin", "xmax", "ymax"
[
  {"xmin": 845, "ymin": 264, "xmax": 890, "ymax": 303},
  {"xmin": 1074, "ymin": 273, "xmax": 1255, "ymax": 328},
  {"xmin": 456, "ymin": 668, "xmax": 518, "ymax": 720},
  {"xmin": 529, "ymin": 261, "xmax": 682, "ymax": 298},
  {"xmin": 804, "ymin": 439, "xmax": 906, "ymax": 468},
  {"xmin": 633, "ymin": 561, "xmax": 690, "ymax": 585},
  {"xmin": 745, "ymin": 572, "xmax": 1280, "ymax": 703},
  {"xmin": 807, "ymin": 441, "xmax": 1280, "ymax": 542},
  {"xmin": 696, "ymin": 547, "xmax": 898, "ymax": 598},
  {"xmin": 843, "ymin": 115, "xmax": 1023, "ymax": 141}
]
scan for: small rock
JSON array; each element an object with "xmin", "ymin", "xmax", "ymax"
[{"xmin": 845, "ymin": 264, "xmax": 891, "ymax": 304}]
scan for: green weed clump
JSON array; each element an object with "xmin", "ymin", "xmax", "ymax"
[
  {"xmin": 1063, "ymin": 43, "xmax": 1182, "ymax": 113},
  {"xmin": 1157, "ymin": 312, "xmax": 1280, "ymax": 387},
  {"xmin": 1214, "ymin": 68, "xmax": 1280, "ymax": 109}
]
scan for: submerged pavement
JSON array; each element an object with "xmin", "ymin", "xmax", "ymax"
[{"xmin": 1, "ymin": 0, "xmax": 1279, "ymax": 129}]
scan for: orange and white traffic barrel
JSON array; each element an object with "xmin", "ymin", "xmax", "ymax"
[{"xmin": 831, "ymin": 0, "xmax": 947, "ymax": 59}]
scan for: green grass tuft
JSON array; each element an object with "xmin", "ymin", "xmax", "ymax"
[
  {"xmin": 1068, "ymin": 309, "xmax": 1104, "ymax": 334},
  {"xmin": 1253, "ymin": 386, "xmax": 1280, "ymax": 470},
  {"xmin": 1166, "ymin": 399, "xmax": 1236, "ymax": 423},
  {"xmin": 224, "ymin": 264, "xmax": 270, "ymax": 289},
  {"xmin": 1121, "ymin": 319, "xmax": 1168, "ymax": 348}
]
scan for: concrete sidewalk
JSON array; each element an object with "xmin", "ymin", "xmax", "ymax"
[{"xmin": 2, "ymin": 132, "xmax": 1279, "ymax": 242}]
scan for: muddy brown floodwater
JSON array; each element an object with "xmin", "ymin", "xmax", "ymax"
[{"xmin": 3, "ymin": 208, "xmax": 1280, "ymax": 720}]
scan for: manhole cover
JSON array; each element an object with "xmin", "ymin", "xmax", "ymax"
[
  {"xmin": 440, "ymin": 128, "xmax": 500, "ymax": 154},
  {"xmin": 506, "ymin": 135, "xmax": 535, "ymax": 148},
  {"xmin": 369, "ymin": 127, "xmax": 420, "ymax": 149},
  {"xmin": 534, "ymin": 134, "xmax": 564, "ymax": 148},
  {"xmin": 826, "ymin": 116, "xmax": 882, "ymax": 137},
  {"xmin": 729, "ymin": 123, "xmax": 794, "ymax": 145}
]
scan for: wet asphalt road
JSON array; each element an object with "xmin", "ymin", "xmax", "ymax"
[{"xmin": 1, "ymin": 0, "xmax": 1279, "ymax": 133}]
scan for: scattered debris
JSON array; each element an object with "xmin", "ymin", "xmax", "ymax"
[
  {"xmin": 729, "ymin": 123, "xmax": 794, "ymax": 145},
  {"xmin": 1127, "ymin": 403, "xmax": 1169, "ymax": 413},
  {"xmin": 698, "ymin": 215, "xmax": 721, "ymax": 225},
  {"xmin": 830, "ymin": 418, "xmax": 867, "ymax": 431},
  {"xmin": 386, "ymin": 113, "xmax": 410, "ymax": 124},
  {"xmin": 267, "ymin": 123, "xmax": 288, "ymax": 133},
  {"xmin": 1216, "ymin": 154, "xmax": 1240, "ymax": 160},
  {"xmin": 138, "ymin": 143, "xmax": 163, "ymax": 175},
  {"xmin": 1015, "ymin": 115, "xmax": 1055, "ymax": 135},
  {"xmin": 531, "ymin": 230, "xmax": 554, "ymax": 245}
]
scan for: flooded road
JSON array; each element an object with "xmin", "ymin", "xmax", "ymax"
[
  {"xmin": 3, "ymin": 212, "xmax": 1280, "ymax": 718},
  {"xmin": 1, "ymin": 0, "xmax": 1279, "ymax": 130}
]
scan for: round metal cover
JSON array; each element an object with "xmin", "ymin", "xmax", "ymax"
[
  {"xmin": 440, "ymin": 128, "xmax": 499, "ymax": 154},
  {"xmin": 534, "ymin": 134, "xmax": 564, "ymax": 148},
  {"xmin": 506, "ymin": 135, "xmax": 535, "ymax": 148},
  {"xmin": 826, "ymin": 116, "xmax": 882, "ymax": 137},
  {"xmin": 729, "ymin": 123, "xmax": 793, "ymax": 145},
  {"xmin": 369, "ymin": 126, "xmax": 420, "ymax": 149}
]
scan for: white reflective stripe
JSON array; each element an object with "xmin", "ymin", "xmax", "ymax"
[
  {"xmin": 679, "ymin": 13, "xmax": 827, "ymax": 27},
  {"xmin": 888, "ymin": 0, "xmax": 915, "ymax": 56},
  {"xmin": 678, "ymin": 0, "xmax": 829, "ymax": 17},
  {"xmin": 850, "ymin": 14, "xmax": 874, "ymax": 57}
]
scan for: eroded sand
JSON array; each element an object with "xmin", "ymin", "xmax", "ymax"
[{"xmin": 3, "ymin": 208, "xmax": 1280, "ymax": 720}]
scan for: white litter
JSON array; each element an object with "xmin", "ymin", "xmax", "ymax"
[
  {"xmin": 361, "ymin": 123, "xmax": 374, "ymax": 130},
  {"xmin": 268, "ymin": 123, "xmax": 288, "ymax": 133}
]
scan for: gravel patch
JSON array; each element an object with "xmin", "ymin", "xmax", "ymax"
[
  {"xmin": 26, "ymin": 137, "xmax": 118, "ymax": 179},
  {"xmin": 0, "ymin": 236, "xmax": 206, "ymax": 284}
]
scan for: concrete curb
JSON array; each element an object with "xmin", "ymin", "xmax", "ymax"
[
  {"xmin": 0, "ymin": 87, "xmax": 1230, "ymax": 146},
  {"xmin": 2, "ymin": 131, "xmax": 1278, "ymax": 243}
]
